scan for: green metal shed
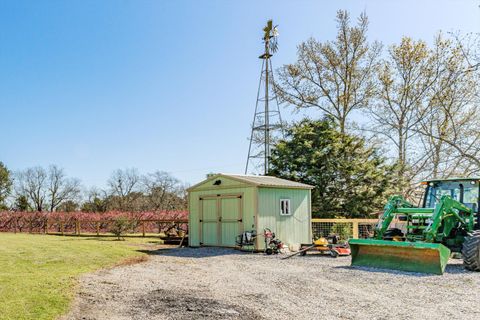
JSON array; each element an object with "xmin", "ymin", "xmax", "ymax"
[{"xmin": 187, "ymin": 174, "xmax": 314, "ymax": 250}]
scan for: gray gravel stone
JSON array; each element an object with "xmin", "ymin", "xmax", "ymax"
[{"xmin": 63, "ymin": 247, "xmax": 480, "ymax": 320}]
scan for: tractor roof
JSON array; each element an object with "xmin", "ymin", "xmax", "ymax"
[{"xmin": 423, "ymin": 177, "xmax": 480, "ymax": 183}]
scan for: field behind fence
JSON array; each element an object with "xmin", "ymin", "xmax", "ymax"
[{"xmin": 0, "ymin": 211, "xmax": 188, "ymax": 236}]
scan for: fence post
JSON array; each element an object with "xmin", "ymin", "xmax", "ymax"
[
  {"xmin": 96, "ymin": 221, "xmax": 100, "ymax": 236},
  {"xmin": 76, "ymin": 219, "xmax": 80, "ymax": 236},
  {"xmin": 14, "ymin": 218, "xmax": 17, "ymax": 234},
  {"xmin": 352, "ymin": 222, "xmax": 359, "ymax": 239},
  {"xmin": 142, "ymin": 221, "xmax": 146, "ymax": 237},
  {"xmin": 44, "ymin": 219, "xmax": 48, "ymax": 234},
  {"xmin": 61, "ymin": 221, "xmax": 64, "ymax": 236},
  {"xmin": 29, "ymin": 220, "xmax": 33, "ymax": 234}
]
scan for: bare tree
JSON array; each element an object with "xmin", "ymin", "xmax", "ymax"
[
  {"xmin": 15, "ymin": 167, "xmax": 48, "ymax": 211},
  {"xmin": 366, "ymin": 32, "xmax": 480, "ymax": 186},
  {"xmin": 415, "ymin": 32, "xmax": 480, "ymax": 175},
  {"xmin": 368, "ymin": 37, "xmax": 439, "ymax": 178},
  {"xmin": 451, "ymin": 32, "xmax": 480, "ymax": 74},
  {"xmin": 142, "ymin": 171, "xmax": 187, "ymax": 211},
  {"xmin": 15, "ymin": 165, "xmax": 82, "ymax": 212},
  {"xmin": 275, "ymin": 10, "xmax": 381, "ymax": 133},
  {"xmin": 47, "ymin": 165, "xmax": 82, "ymax": 212},
  {"xmin": 107, "ymin": 168, "xmax": 141, "ymax": 211},
  {"xmin": 417, "ymin": 35, "xmax": 479, "ymax": 177}
]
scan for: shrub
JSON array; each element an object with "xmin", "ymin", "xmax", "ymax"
[
  {"xmin": 331, "ymin": 222, "xmax": 352, "ymax": 241},
  {"xmin": 109, "ymin": 217, "xmax": 132, "ymax": 240}
]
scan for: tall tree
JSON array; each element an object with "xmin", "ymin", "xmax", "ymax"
[
  {"xmin": 415, "ymin": 34, "xmax": 480, "ymax": 176},
  {"xmin": 142, "ymin": 171, "xmax": 187, "ymax": 211},
  {"xmin": 369, "ymin": 37, "xmax": 438, "ymax": 179},
  {"xmin": 269, "ymin": 118, "xmax": 397, "ymax": 218},
  {"xmin": 275, "ymin": 10, "xmax": 381, "ymax": 133},
  {"xmin": 15, "ymin": 167, "xmax": 48, "ymax": 211},
  {"xmin": 15, "ymin": 165, "xmax": 82, "ymax": 212},
  {"xmin": 421, "ymin": 35, "xmax": 478, "ymax": 176},
  {"xmin": 368, "ymin": 34, "xmax": 480, "ymax": 183},
  {"xmin": 46, "ymin": 165, "xmax": 82, "ymax": 212},
  {"xmin": 107, "ymin": 168, "xmax": 141, "ymax": 211},
  {"xmin": 0, "ymin": 161, "xmax": 12, "ymax": 209},
  {"xmin": 13, "ymin": 195, "xmax": 30, "ymax": 212}
]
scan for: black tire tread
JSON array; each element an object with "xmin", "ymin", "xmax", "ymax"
[{"xmin": 462, "ymin": 230, "xmax": 480, "ymax": 272}]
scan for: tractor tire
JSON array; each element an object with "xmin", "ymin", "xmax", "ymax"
[{"xmin": 462, "ymin": 230, "xmax": 480, "ymax": 272}]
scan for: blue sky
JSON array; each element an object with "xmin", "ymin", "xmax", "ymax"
[{"xmin": 0, "ymin": 0, "xmax": 479, "ymax": 188}]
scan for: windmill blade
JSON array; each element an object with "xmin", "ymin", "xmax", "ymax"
[
  {"xmin": 271, "ymin": 38, "xmax": 278, "ymax": 53},
  {"xmin": 272, "ymin": 26, "xmax": 279, "ymax": 37}
]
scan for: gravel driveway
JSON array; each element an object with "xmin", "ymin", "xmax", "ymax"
[{"xmin": 64, "ymin": 247, "xmax": 480, "ymax": 320}]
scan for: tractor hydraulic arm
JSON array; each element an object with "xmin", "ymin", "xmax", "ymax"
[
  {"xmin": 374, "ymin": 195, "xmax": 414, "ymax": 239},
  {"xmin": 423, "ymin": 195, "xmax": 473, "ymax": 242}
]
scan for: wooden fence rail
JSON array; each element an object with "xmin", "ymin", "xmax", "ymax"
[
  {"xmin": 0, "ymin": 217, "xmax": 188, "ymax": 237},
  {"xmin": 2, "ymin": 214, "xmax": 385, "ymax": 241}
]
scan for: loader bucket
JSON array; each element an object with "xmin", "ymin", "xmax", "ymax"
[{"xmin": 348, "ymin": 239, "xmax": 450, "ymax": 275}]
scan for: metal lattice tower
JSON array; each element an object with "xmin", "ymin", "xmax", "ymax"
[{"xmin": 245, "ymin": 20, "xmax": 285, "ymax": 175}]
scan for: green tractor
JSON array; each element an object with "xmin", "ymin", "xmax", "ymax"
[{"xmin": 349, "ymin": 178, "xmax": 480, "ymax": 274}]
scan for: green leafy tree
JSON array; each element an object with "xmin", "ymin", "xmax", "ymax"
[
  {"xmin": 13, "ymin": 195, "xmax": 31, "ymax": 212},
  {"xmin": 57, "ymin": 200, "xmax": 79, "ymax": 212},
  {"xmin": 269, "ymin": 118, "xmax": 398, "ymax": 218},
  {"xmin": 0, "ymin": 162, "xmax": 13, "ymax": 210},
  {"xmin": 81, "ymin": 196, "xmax": 108, "ymax": 213}
]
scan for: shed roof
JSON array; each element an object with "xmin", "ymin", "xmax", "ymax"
[{"xmin": 188, "ymin": 173, "xmax": 314, "ymax": 191}]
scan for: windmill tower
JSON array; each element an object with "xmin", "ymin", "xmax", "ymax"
[{"xmin": 245, "ymin": 20, "xmax": 285, "ymax": 175}]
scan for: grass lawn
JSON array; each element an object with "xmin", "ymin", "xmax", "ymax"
[{"xmin": 0, "ymin": 233, "xmax": 161, "ymax": 320}]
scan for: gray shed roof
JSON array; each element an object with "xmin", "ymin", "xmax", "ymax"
[{"xmin": 188, "ymin": 173, "xmax": 314, "ymax": 190}]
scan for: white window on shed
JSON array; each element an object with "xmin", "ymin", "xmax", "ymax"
[{"xmin": 280, "ymin": 199, "xmax": 291, "ymax": 215}]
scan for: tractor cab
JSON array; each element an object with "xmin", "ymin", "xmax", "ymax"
[{"xmin": 422, "ymin": 178, "xmax": 480, "ymax": 218}]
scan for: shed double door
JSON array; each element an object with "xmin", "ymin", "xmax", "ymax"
[{"xmin": 199, "ymin": 194, "xmax": 243, "ymax": 247}]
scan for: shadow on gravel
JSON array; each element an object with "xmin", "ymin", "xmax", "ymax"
[
  {"xmin": 335, "ymin": 262, "xmax": 467, "ymax": 276},
  {"xmin": 136, "ymin": 247, "xmax": 248, "ymax": 258},
  {"xmin": 131, "ymin": 288, "xmax": 263, "ymax": 320}
]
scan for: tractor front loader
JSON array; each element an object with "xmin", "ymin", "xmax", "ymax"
[{"xmin": 349, "ymin": 178, "xmax": 480, "ymax": 274}]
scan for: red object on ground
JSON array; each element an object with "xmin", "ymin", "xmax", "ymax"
[{"xmin": 332, "ymin": 247, "xmax": 351, "ymax": 256}]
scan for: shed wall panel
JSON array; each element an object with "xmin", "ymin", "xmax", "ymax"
[{"xmin": 257, "ymin": 188, "xmax": 311, "ymax": 246}]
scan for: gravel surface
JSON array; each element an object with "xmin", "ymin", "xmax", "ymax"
[{"xmin": 64, "ymin": 247, "xmax": 480, "ymax": 320}]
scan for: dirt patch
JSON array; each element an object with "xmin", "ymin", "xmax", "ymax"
[
  {"xmin": 112, "ymin": 255, "xmax": 149, "ymax": 268},
  {"xmin": 131, "ymin": 289, "xmax": 262, "ymax": 320}
]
